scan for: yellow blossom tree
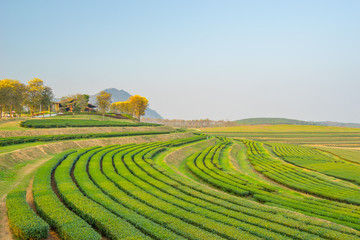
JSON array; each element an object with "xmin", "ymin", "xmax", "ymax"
[
  {"xmin": 110, "ymin": 95, "xmax": 148, "ymax": 120},
  {"xmin": 96, "ymin": 91, "xmax": 112, "ymax": 120}
]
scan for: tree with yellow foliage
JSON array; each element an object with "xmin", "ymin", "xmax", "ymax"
[
  {"xmin": 0, "ymin": 79, "xmax": 14, "ymax": 118},
  {"xmin": 26, "ymin": 78, "xmax": 54, "ymax": 117},
  {"xmin": 96, "ymin": 91, "xmax": 112, "ymax": 120},
  {"xmin": 129, "ymin": 95, "xmax": 148, "ymax": 120},
  {"xmin": 110, "ymin": 95, "xmax": 148, "ymax": 120},
  {"xmin": 0, "ymin": 79, "xmax": 27, "ymax": 118},
  {"xmin": 27, "ymin": 78, "xmax": 45, "ymax": 116}
]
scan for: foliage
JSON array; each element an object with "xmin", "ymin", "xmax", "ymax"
[
  {"xmin": 7, "ymin": 136, "xmax": 360, "ymax": 239},
  {"xmin": 110, "ymin": 94, "xmax": 148, "ymax": 120},
  {"xmin": 128, "ymin": 95, "xmax": 148, "ymax": 119},
  {"xmin": 96, "ymin": 91, "xmax": 112, "ymax": 117},
  {"xmin": 244, "ymin": 140, "xmax": 360, "ymax": 205},
  {"xmin": 142, "ymin": 118, "xmax": 237, "ymax": 128},
  {"xmin": 0, "ymin": 79, "xmax": 28, "ymax": 118},
  {"xmin": 55, "ymin": 146, "xmax": 151, "ymax": 239},
  {"xmin": 201, "ymin": 124, "xmax": 360, "ymax": 133},
  {"xmin": 0, "ymin": 130, "xmax": 172, "ymax": 147},
  {"xmin": 20, "ymin": 118, "xmax": 160, "ymax": 128},
  {"xmin": 185, "ymin": 138, "xmax": 360, "ymax": 231},
  {"xmin": 59, "ymin": 94, "xmax": 90, "ymax": 113},
  {"xmin": 6, "ymin": 187, "xmax": 49, "ymax": 239},
  {"xmin": 32, "ymin": 150, "xmax": 101, "ymax": 239},
  {"xmin": 268, "ymin": 142, "xmax": 360, "ymax": 185}
]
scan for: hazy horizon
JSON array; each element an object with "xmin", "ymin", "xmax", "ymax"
[{"xmin": 1, "ymin": 1, "xmax": 359, "ymax": 122}]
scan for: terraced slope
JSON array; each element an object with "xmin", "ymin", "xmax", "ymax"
[
  {"xmin": 6, "ymin": 136, "xmax": 360, "ymax": 239},
  {"xmin": 267, "ymin": 142, "xmax": 360, "ymax": 185},
  {"xmin": 186, "ymin": 139, "xmax": 360, "ymax": 231}
]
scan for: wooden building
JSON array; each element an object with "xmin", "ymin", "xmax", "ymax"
[{"xmin": 54, "ymin": 99, "xmax": 96, "ymax": 113}]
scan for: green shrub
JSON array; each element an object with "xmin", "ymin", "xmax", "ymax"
[{"xmin": 6, "ymin": 188, "xmax": 49, "ymax": 240}]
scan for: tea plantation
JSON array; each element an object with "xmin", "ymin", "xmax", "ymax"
[{"xmin": 6, "ymin": 134, "xmax": 360, "ymax": 239}]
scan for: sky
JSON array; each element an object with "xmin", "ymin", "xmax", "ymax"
[{"xmin": 1, "ymin": 0, "xmax": 359, "ymax": 122}]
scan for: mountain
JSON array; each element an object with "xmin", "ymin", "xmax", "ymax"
[
  {"xmin": 89, "ymin": 88, "xmax": 163, "ymax": 119},
  {"xmin": 234, "ymin": 118, "xmax": 360, "ymax": 128}
]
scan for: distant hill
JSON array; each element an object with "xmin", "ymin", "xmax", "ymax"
[
  {"xmin": 235, "ymin": 118, "xmax": 360, "ymax": 128},
  {"xmin": 89, "ymin": 88, "xmax": 163, "ymax": 119},
  {"xmin": 235, "ymin": 118, "xmax": 310, "ymax": 125},
  {"xmin": 316, "ymin": 121, "xmax": 360, "ymax": 128}
]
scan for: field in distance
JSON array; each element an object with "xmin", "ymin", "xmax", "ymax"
[{"xmin": 200, "ymin": 124, "xmax": 360, "ymax": 148}]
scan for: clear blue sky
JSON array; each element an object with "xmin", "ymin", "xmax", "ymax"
[{"xmin": 1, "ymin": 0, "xmax": 359, "ymax": 122}]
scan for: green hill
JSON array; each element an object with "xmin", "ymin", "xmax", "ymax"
[
  {"xmin": 235, "ymin": 118, "xmax": 360, "ymax": 128},
  {"xmin": 235, "ymin": 118, "xmax": 311, "ymax": 125}
]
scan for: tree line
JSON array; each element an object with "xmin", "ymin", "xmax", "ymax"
[
  {"xmin": 0, "ymin": 78, "xmax": 150, "ymax": 121},
  {"xmin": 142, "ymin": 118, "xmax": 237, "ymax": 128},
  {"xmin": 0, "ymin": 78, "xmax": 53, "ymax": 118},
  {"xmin": 95, "ymin": 91, "xmax": 148, "ymax": 120}
]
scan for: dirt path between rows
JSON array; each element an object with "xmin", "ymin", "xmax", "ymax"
[{"xmin": 26, "ymin": 179, "xmax": 60, "ymax": 240}]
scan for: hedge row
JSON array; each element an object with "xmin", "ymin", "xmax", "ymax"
[
  {"xmin": 185, "ymin": 138, "xmax": 360, "ymax": 234},
  {"xmin": 127, "ymin": 144, "xmax": 320, "ymax": 239},
  {"xmin": 8, "ymin": 136, "xmax": 360, "ymax": 239},
  {"xmin": 6, "ymin": 188, "xmax": 49, "ymax": 240},
  {"xmin": 136, "ymin": 145, "xmax": 360, "ymax": 239},
  {"xmin": 74, "ymin": 145, "xmax": 186, "ymax": 240},
  {"xmin": 92, "ymin": 143, "xmax": 222, "ymax": 239},
  {"xmin": 0, "ymin": 130, "xmax": 172, "ymax": 146},
  {"xmin": 115, "ymin": 147, "xmax": 263, "ymax": 240},
  {"xmin": 240, "ymin": 140, "xmax": 360, "ymax": 229},
  {"xmin": 20, "ymin": 119, "xmax": 160, "ymax": 128},
  {"xmin": 269, "ymin": 142, "xmax": 360, "ymax": 185},
  {"xmin": 244, "ymin": 140, "xmax": 360, "ymax": 205},
  {"xmin": 53, "ymin": 146, "xmax": 151, "ymax": 240},
  {"xmin": 32, "ymin": 149, "xmax": 101, "ymax": 240},
  {"xmin": 156, "ymin": 142, "xmax": 360, "ymax": 238},
  {"xmin": 111, "ymin": 138, "xmax": 360, "ymax": 239}
]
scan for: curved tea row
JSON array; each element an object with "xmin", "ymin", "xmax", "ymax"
[{"xmin": 6, "ymin": 136, "xmax": 360, "ymax": 239}]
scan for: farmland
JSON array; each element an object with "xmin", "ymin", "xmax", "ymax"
[
  {"xmin": 20, "ymin": 119, "xmax": 159, "ymax": 128},
  {"xmin": 2, "ymin": 121, "xmax": 360, "ymax": 239},
  {"xmin": 201, "ymin": 125, "xmax": 360, "ymax": 148}
]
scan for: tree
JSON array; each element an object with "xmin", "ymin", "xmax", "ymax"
[
  {"xmin": 110, "ymin": 101, "xmax": 131, "ymax": 115},
  {"xmin": 129, "ymin": 95, "xmax": 148, "ymax": 120},
  {"xmin": 0, "ymin": 79, "xmax": 15, "ymax": 118},
  {"xmin": 40, "ymin": 86, "xmax": 54, "ymax": 117},
  {"xmin": 96, "ymin": 91, "xmax": 112, "ymax": 120},
  {"xmin": 110, "ymin": 95, "xmax": 148, "ymax": 120},
  {"xmin": 27, "ymin": 78, "xmax": 44, "ymax": 116},
  {"xmin": 72, "ymin": 94, "xmax": 89, "ymax": 113},
  {"xmin": 0, "ymin": 79, "xmax": 28, "ymax": 118},
  {"xmin": 10, "ymin": 80, "xmax": 28, "ymax": 117}
]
